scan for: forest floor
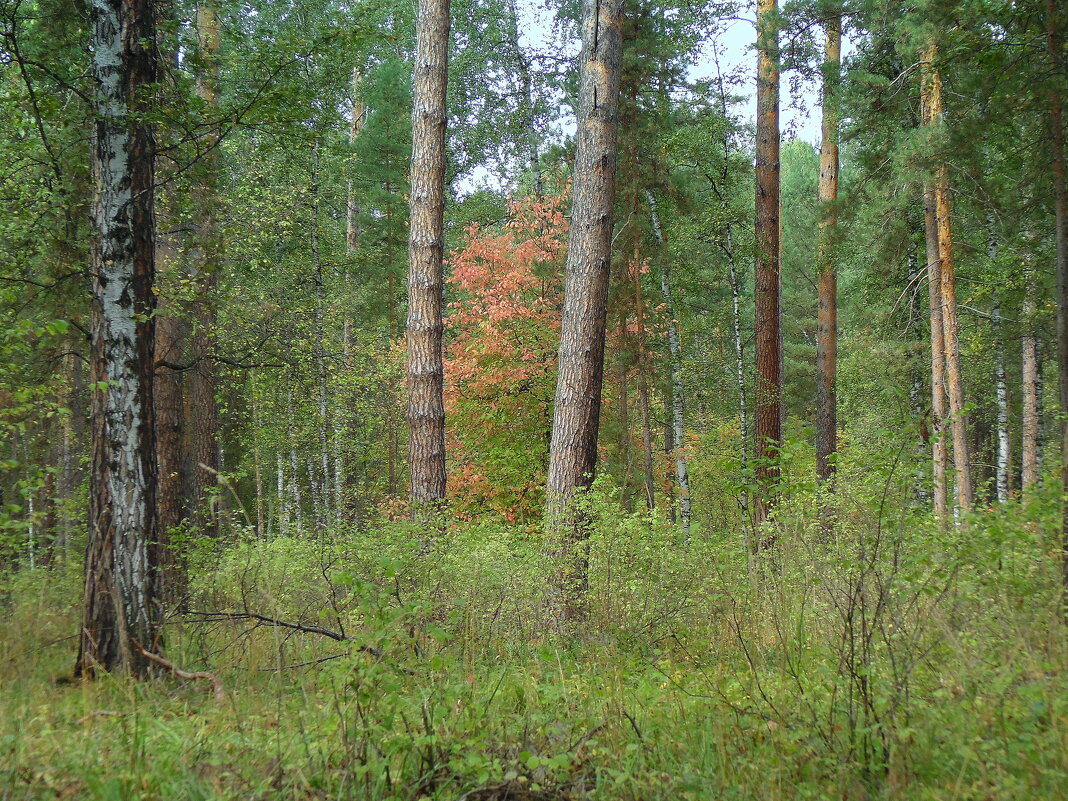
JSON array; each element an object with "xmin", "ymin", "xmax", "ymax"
[{"xmin": 2, "ymin": 498, "xmax": 1068, "ymax": 800}]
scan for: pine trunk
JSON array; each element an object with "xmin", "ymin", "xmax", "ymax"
[
  {"xmin": 77, "ymin": 0, "xmax": 160, "ymax": 677},
  {"xmin": 754, "ymin": 0, "xmax": 781, "ymax": 526},
  {"xmin": 543, "ymin": 0, "xmax": 624, "ymax": 621},
  {"xmin": 923, "ymin": 180, "xmax": 949, "ymax": 521},
  {"xmin": 816, "ymin": 11, "xmax": 840, "ymax": 488},
  {"xmin": 188, "ymin": 0, "xmax": 221, "ymax": 537},
  {"xmin": 406, "ymin": 0, "xmax": 451, "ymax": 516},
  {"xmin": 924, "ymin": 46, "xmax": 973, "ymax": 512}
]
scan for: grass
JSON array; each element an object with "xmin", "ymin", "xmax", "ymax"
[{"xmin": 2, "ymin": 488, "xmax": 1068, "ymax": 800}]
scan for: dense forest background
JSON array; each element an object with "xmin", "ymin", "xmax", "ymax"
[{"xmin": 2, "ymin": 0, "xmax": 1068, "ymax": 798}]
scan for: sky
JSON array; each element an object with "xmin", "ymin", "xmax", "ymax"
[{"xmin": 462, "ymin": 2, "xmax": 843, "ymax": 192}]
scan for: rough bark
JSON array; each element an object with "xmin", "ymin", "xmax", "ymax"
[
  {"xmin": 77, "ymin": 0, "xmax": 160, "ymax": 678},
  {"xmin": 924, "ymin": 45, "xmax": 973, "ymax": 512},
  {"xmin": 543, "ymin": 0, "xmax": 624, "ymax": 621},
  {"xmin": 406, "ymin": 0, "xmax": 450, "ymax": 515},
  {"xmin": 990, "ymin": 216, "xmax": 1011, "ymax": 504},
  {"xmin": 815, "ymin": 10, "xmax": 840, "ymax": 488},
  {"xmin": 154, "ymin": 311, "xmax": 184, "ymax": 602},
  {"xmin": 923, "ymin": 181, "xmax": 949, "ymax": 521},
  {"xmin": 754, "ymin": 0, "xmax": 781, "ymax": 526},
  {"xmin": 645, "ymin": 189, "xmax": 691, "ymax": 537},
  {"xmin": 188, "ymin": 0, "xmax": 221, "ymax": 537}
]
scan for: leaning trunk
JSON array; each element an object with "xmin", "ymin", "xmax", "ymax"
[{"xmin": 543, "ymin": 0, "xmax": 624, "ymax": 621}]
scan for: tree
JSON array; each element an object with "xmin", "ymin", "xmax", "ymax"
[
  {"xmin": 919, "ymin": 41, "xmax": 973, "ymax": 514},
  {"xmin": 76, "ymin": 0, "xmax": 160, "ymax": 677},
  {"xmin": 1044, "ymin": 0, "xmax": 1068, "ymax": 597},
  {"xmin": 444, "ymin": 193, "xmax": 567, "ymax": 521},
  {"xmin": 754, "ymin": 0, "xmax": 781, "ymax": 526},
  {"xmin": 407, "ymin": 0, "xmax": 451, "ymax": 517},
  {"xmin": 815, "ymin": 6, "xmax": 840, "ymax": 489},
  {"xmin": 543, "ymin": 0, "xmax": 624, "ymax": 618}
]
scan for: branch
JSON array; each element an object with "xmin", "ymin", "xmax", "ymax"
[
  {"xmin": 132, "ymin": 640, "xmax": 225, "ymax": 700},
  {"xmin": 182, "ymin": 611, "xmax": 384, "ymax": 658}
]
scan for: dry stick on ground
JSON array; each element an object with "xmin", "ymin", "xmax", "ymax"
[
  {"xmin": 132, "ymin": 640, "xmax": 225, "ymax": 701},
  {"xmin": 182, "ymin": 611, "xmax": 385, "ymax": 658}
]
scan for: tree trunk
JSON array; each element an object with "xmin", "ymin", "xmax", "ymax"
[
  {"xmin": 754, "ymin": 0, "xmax": 781, "ymax": 527},
  {"xmin": 310, "ymin": 142, "xmax": 333, "ymax": 525},
  {"xmin": 645, "ymin": 190, "xmax": 691, "ymax": 537},
  {"xmin": 1045, "ymin": 0, "xmax": 1068, "ymax": 601},
  {"xmin": 992, "ymin": 289, "xmax": 1011, "ymax": 505},
  {"xmin": 1022, "ymin": 255, "xmax": 1040, "ymax": 495},
  {"xmin": 924, "ymin": 45, "xmax": 974, "ymax": 513},
  {"xmin": 188, "ymin": 0, "xmax": 221, "ymax": 537},
  {"xmin": 77, "ymin": 0, "xmax": 160, "ymax": 678},
  {"xmin": 923, "ymin": 180, "xmax": 949, "ymax": 521},
  {"xmin": 543, "ymin": 0, "xmax": 624, "ymax": 621},
  {"xmin": 632, "ymin": 242, "xmax": 655, "ymax": 512},
  {"xmin": 816, "ymin": 10, "xmax": 840, "ymax": 488},
  {"xmin": 154, "ymin": 311, "xmax": 184, "ymax": 602},
  {"xmin": 406, "ymin": 0, "xmax": 450, "ymax": 516}
]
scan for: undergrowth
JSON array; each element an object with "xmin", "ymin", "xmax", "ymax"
[{"xmin": 1, "ymin": 482, "xmax": 1066, "ymax": 800}]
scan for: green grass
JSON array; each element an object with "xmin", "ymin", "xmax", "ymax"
[{"xmin": 2, "ymin": 492, "xmax": 1067, "ymax": 800}]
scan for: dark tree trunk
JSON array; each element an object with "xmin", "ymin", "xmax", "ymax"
[
  {"xmin": 76, "ymin": 0, "xmax": 160, "ymax": 678},
  {"xmin": 543, "ymin": 0, "xmax": 624, "ymax": 620},
  {"xmin": 753, "ymin": 0, "xmax": 781, "ymax": 527},
  {"xmin": 407, "ymin": 0, "xmax": 451, "ymax": 517}
]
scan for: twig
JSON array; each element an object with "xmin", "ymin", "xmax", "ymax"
[
  {"xmin": 182, "ymin": 610, "xmax": 384, "ymax": 658},
  {"xmin": 132, "ymin": 640, "xmax": 225, "ymax": 701}
]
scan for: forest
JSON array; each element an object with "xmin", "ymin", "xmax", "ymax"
[{"xmin": 1, "ymin": 0, "xmax": 1067, "ymax": 797}]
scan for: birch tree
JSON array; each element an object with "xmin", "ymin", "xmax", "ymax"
[{"xmin": 76, "ymin": 0, "xmax": 160, "ymax": 677}]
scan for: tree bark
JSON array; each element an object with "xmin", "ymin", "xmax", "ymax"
[
  {"xmin": 543, "ymin": 0, "xmax": 624, "ymax": 621},
  {"xmin": 632, "ymin": 241, "xmax": 655, "ymax": 512},
  {"xmin": 188, "ymin": 0, "xmax": 221, "ymax": 537},
  {"xmin": 1045, "ymin": 0, "xmax": 1068, "ymax": 600},
  {"xmin": 754, "ymin": 0, "xmax": 781, "ymax": 527},
  {"xmin": 77, "ymin": 0, "xmax": 160, "ymax": 678},
  {"xmin": 816, "ymin": 10, "xmax": 840, "ymax": 488},
  {"xmin": 923, "ymin": 180, "xmax": 949, "ymax": 521},
  {"xmin": 406, "ymin": 0, "xmax": 450, "ymax": 516},
  {"xmin": 1022, "ymin": 255, "xmax": 1040, "ymax": 495},
  {"xmin": 924, "ymin": 45, "xmax": 973, "ymax": 513},
  {"xmin": 990, "ymin": 216, "xmax": 1011, "ymax": 504},
  {"xmin": 645, "ymin": 189, "xmax": 691, "ymax": 537}
]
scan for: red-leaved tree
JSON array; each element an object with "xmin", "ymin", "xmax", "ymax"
[{"xmin": 444, "ymin": 192, "xmax": 568, "ymax": 521}]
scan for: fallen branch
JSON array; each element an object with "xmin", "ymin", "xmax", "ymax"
[
  {"xmin": 182, "ymin": 611, "xmax": 384, "ymax": 658},
  {"xmin": 132, "ymin": 640, "xmax": 226, "ymax": 701}
]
